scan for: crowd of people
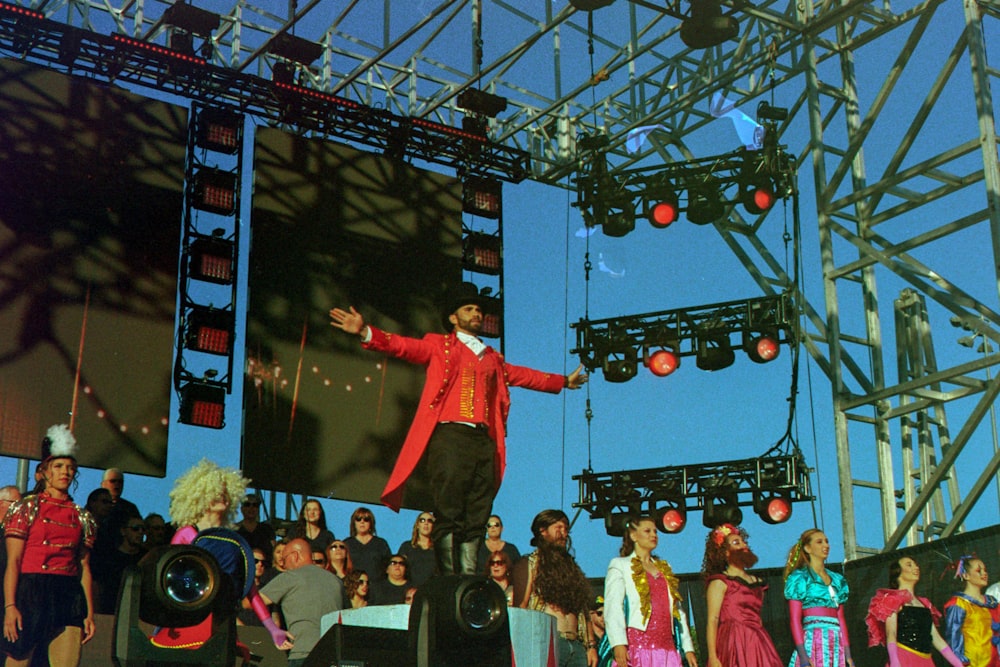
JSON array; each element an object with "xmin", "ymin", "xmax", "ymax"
[{"xmin": 0, "ymin": 439, "xmax": 999, "ymax": 667}]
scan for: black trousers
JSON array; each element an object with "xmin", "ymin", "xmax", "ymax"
[{"xmin": 426, "ymin": 423, "xmax": 496, "ymax": 543}]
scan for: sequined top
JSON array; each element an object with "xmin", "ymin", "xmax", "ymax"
[
  {"xmin": 625, "ymin": 570, "xmax": 676, "ymax": 652},
  {"xmin": 897, "ymin": 606, "xmax": 934, "ymax": 654}
]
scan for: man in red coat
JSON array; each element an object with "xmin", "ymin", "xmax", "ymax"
[{"xmin": 329, "ymin": 282, "xmax": 587, "ymax": 575}]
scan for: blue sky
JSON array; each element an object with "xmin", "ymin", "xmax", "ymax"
[{"xmin": 1, "ymin": 1, "xmax": 997, "ymax": 581}]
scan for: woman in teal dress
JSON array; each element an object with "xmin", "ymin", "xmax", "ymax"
[{"xmin": 783, "ymin": 529, "xmax": 854, "ymax": 667}]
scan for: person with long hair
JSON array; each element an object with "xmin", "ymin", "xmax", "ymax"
[
  {"xmin": 604, "ymin": 516, "xmax": 696, "ymax": 667},
  {"xmin": 783, "ymin": 528, "xmax": 854, "ymax": 667},
  {"xmin": 344, "ymin": 570, "xmax": 370, "ymax": 609},
  {"xmin": 157, "ymin": 459, "xmax": 292, "ymax": 652},
  {"xmin": 514, "ymin": 509, "xmax": 598, "ymax": 667},
  {"xmin": 326, "ymin": 540, "xmax": 352, "ymax": 581},
  {"xmin": 343, "ymin": 507, "xmax": 391, "ymax": 583},
  {"xmin": 943, "ymin": 555, "xmax": 1000, "ymax": 667},
  {"xmin": 865, "ymin": 556, "xmax": 963, "ymax": 667},
  {"xmin": 702, "ymin": 524, "xmax": 781, "ymax": 667},
  {"xmin": 290, "ymin": 499, "xmax": 335, "ymax": 554},
  {"xmin": 1, "ymin": 425, "xmax": 96, "ymax": 667},
  {"xmin": 399, "ymin": 512, "xmax": 436, "ymax": 587},
  {"xmin": 485, "ymin": 550, "xmax": 514, "ymax": 606}
]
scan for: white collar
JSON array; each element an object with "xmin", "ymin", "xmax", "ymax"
[{"xmin": 455, "ymin": 330, "xmax": 486, "ymax": 356}]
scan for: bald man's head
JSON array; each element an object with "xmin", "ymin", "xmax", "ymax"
[{"xmin": 281, "ymin": 538, "xmax": 312, "ymax": 571}]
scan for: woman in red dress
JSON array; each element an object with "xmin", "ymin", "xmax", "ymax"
[{"xmin": 702, "ymin": 524, "xmax": 782, "ymax": 667}]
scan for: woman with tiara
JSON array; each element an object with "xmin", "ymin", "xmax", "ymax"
[
  {"xmin": 783, "ymin": 528, "xmax": 854, "ymax": 667},
  {"xmin": 865, "ymin": 555, "xmax": 963, "ymax": 667}
]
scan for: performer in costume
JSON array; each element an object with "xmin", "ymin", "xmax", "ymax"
[
  {"xmin": 604, "ymin": 516, "xmax": 697, "ymax": 667},
  {"xmin": 943, "ymin": 555, "xmax": 1000, "ymax": 667},
  {"xmin": 329, "ymin": 283, "xmax": 587, "ymax": 574},
  {"xmin": 783, "ymin": 528, "xmax": 854, "ymax": 667},
  {"xmin": 702, "ymin": 523, "xmax": 782, "ymax": 667},
  {"xmin": 865, "ymin": 555, "xmax": 963, "ymax": 667},
  {"xmin": 1, "ymin": 425, "xmax": 96, "ymax": 667},
  {"xmin": 152, "ymin": 459, "xmax": 292, "ymax": 653}
]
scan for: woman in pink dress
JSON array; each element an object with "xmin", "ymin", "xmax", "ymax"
[
  {"xmin": 604, "ymin": 516, "xmax": 697, "ymax": 667},
  {"xmin": 702, "ymin": 524, "xmax": 782, "ymax": 667}
]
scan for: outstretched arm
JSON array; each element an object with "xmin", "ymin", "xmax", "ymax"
[
  {"xmin": 329, "ymin": 306, "xmax": 366, "ymax": 337},
  {"xmin": 566, "ymin": 364, "xmax": 588, "ymax": 389}
]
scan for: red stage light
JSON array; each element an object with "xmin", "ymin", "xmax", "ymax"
[
  {"xmin": 764, "ymin": 496, "xmax": 792, "ymax": 523},
  {"xmin": 647, "ymin": 349, "xmax": 679, "ymax": 377},
  {"xmin": 648, "ymin": 200, "xmax": 679, "ymax": 228},
  {"xmin": 747, "ymin": 334, "xmax": 780, "ymax": 363},
  {"xmin": 741, "ymin": 177, "xmax": 777, "ymax": 215},
  {"xmin": 756, "ymin": 493, "xmax": 793, "ymax": 524},
  {"xmin": 657, "ymin": 507, "xmax": 686, "ymax": 534}
]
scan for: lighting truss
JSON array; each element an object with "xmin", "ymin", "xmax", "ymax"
[
  {"xmin": 0, "ymin": 7, "xmax": 530, "ymax": 183},
  {"xmin": 571, "ymin": 293, "xmax": 795, "ymax": 373},
  {"xmin": 572, "ymin": 453, "xmax": 813, "ymax": 521},
  {"xmin": 573, "ymin": 136, "xmax": 795, "ymax": 230}
]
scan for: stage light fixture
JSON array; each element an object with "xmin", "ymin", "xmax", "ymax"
[
  {"xmin": 655, "ymin": 502, "xmax": 687, "ymax": 534},
  {"xmin": 603, "ymin": 345, "xmax": 638, "ymax": 383},
  {"xmin": 191, "ymin": 168, "xmax": 237, "ymax": 215},
  {"xmin": 267, "ymin": 33, "xmax": 323, "ymax": 65},
  {"xmin": 702, "ymin": 478, "xmax": 743, "ymax": 528},
  {"xmin": 195, "ymin": 108, "xmax": 242, "ymax": 154},
  {"xmin": 163, "ymin": 3, "xmax": 221, "ymax": 37},
  {"xmin": 462, "ymin": 231, "xmax": 502, "ymax": 275},
  {"xmin": 602, "ymin": 206, "xmax": 636, "ymax": 237},
  {"xmin": 570, "ymin": 0, "xmax": 616, "ymax": 8},
  {"xmin": 410, "ymin": 575, "xmax": 511, "ymax": 667},
  {"xmin": 475, "ymin": 294, "xmax": 503, "ymax": 339},
  {"xmin": 754, "ymin": 491, "xmax": 793, "ymax": 524},
  {"xmin": 740, "ymin": 174, "xmax": 777, "ymax": 215},
  {"xmin": 179, "ymin": 381, "xmax": 226, "ymax": 429},
  {"xmin": 696, "ymin": 330, "xmax": 735, "ymax": 371},
  {"xmin": 680, "ymin": 0, "xmax": 739, "ymax": 49},
  {"xmin": 188, "ymin": 236, "xmax": 234, "ymax": 284},
  {"xmin": 644, "ymin": 346, "xmax": 680, "ymax": 377},
  {"xmin": 185, "ymin": 307, "xmax": 234, "ymax": 355},
  {"xmin": 603, "ymin": 511, "xmax": 632, "ymax": 537},
  {"xmin": 686, "ymin": 183, "xmax": 725, "ymax": 225},
  {"xmin": 456, "ymin": 89, "xmax": 509, "ymax": 118},
  {"xmin": 462, "ymin": 176, "xmax": 502, "ymax": 218},
  {"xmin": 744, "ymin": 330, "xmax": 780, "ymax": 363},
  {"xmin": 647, "ymin": 193, "xmax": 679, "ymax": 228},
  {"xmin": 58, "ymin": 31, "xmax": 82, "ymax": 66},
  {"xmin": 168, "ymin": 30, "xmax": 195, "ymax": 58}
]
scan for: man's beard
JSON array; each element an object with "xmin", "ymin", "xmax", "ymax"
[{"xmin": 728, "ymin": 547, "xmax": 759, "ymax": 570}]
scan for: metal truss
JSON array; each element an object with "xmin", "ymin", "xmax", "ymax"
[
  {"xmin": 5, "ymin": 0, "xmax": 999, "ymax": 559},
  {"xmin": 572, "ymin": 453, "xmax": 813, "ymax": 527}
]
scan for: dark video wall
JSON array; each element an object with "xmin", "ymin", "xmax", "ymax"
[
  {"xmin": 244, "ymin": 128, "xmax": 462, "ymax": 507},
  {"xmin": 0, "ymin": 59, "xmax": 185, "ymax": 476}
]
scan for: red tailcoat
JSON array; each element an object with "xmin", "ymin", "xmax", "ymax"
[{"xmin": 363, "ymin": 326, "xmax": 566, "ymax": 511}]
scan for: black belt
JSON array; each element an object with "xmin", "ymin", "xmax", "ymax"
[{"xmin": 440, "ymin": 422, "xmax": 488, "ymax": 432}]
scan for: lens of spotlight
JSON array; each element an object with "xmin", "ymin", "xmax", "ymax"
[
  {"xmin": 648, "ymin": 349, "xmax": 679, "ymax": 377},
  {"xmin": 460, "ymin": 582, "xmax": 503, "ymax": 631},
  {"xmin": 163, "ymin": 555, "xmax": 213, "ymax": 605}
]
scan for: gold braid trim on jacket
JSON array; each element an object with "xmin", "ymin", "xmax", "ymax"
[{"xmin": 630, "ymin": 556, "xmax": 681, "ymax": 624}]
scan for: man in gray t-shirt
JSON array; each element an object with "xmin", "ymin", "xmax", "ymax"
[{"xmin": 260, "ymin": 538, "xmax": 344, "ymax": 666}]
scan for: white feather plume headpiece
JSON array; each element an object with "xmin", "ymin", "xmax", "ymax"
[{"xmin": 42, "ymin": 424, "xmax": 77, "ymax": 460}]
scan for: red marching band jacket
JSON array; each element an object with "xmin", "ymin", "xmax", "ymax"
[{"xmin": 363, "ymin": 326, "xmax": 566, "ymax": 511}]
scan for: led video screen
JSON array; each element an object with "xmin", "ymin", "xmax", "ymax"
[
  {"xmin": 244, "ymin": 128, "xmax": 462, "ymax": 508},
  {"xmin": 0, "ymin": 59, "xmax": 185, "ymax": 475}
]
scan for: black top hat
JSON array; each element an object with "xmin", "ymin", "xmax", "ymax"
[{"xmin": 441, "ymin": 282, "xmax": 488, "ymax": 330}]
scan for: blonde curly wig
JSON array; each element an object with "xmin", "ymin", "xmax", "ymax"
[{"xmin": 168, "ymin": 459, "xmax": 249, "ymax": 528}]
